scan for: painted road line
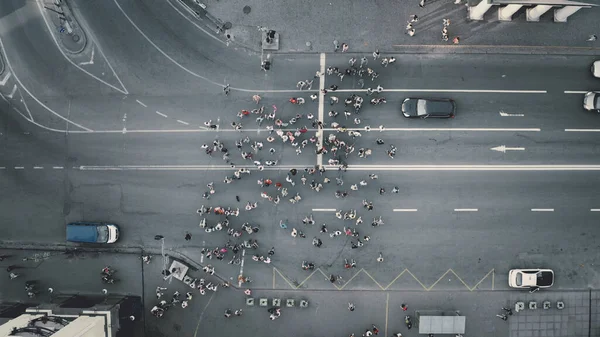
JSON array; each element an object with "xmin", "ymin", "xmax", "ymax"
[
  {"xmin": 565, "ymin": 129, "xmax": 600, "ymax": 132},
  {"xmin": 590, "ymin": 209, "xmax": 600, "ymax": 212},
  {"xmin": 564, "ymin": 91, "xmax": 587, "ymax": 94},
  {"xmin": 77, "ymin": 164, "xmax": 600, "ymax": 171},
  {"xmin": 0, "ymin": 167, "xmax": 5, "ymax": 170},
  {"xmin": 74, "ymin": 127, "xmax": 542, "ymax": 134},
  {"xmin": 14, "ymin": 167, "xmax": 24, "ymax": 169},
  {"xmin": 454, "ymin": 208, "xmax": 478, "ymax": 212},
  {"xmin": 531, "ymin": 208, "xmax": 554, "ymax": 212},
  {"xmin": 52, "ymin": 166, "xmax": 64, "ymax": 169},
  {"xmin": 155, "ymin": 111, "xmax": 168, "ymax": 118},
  {"xmin": 335, "ymin": 89, "xmax": 547, "ymax": 94},
  {"xmin": 176, "ymin": 120, "xmax": 190, "ymax": 126},
  {"xmin": 393, "ymin": 209, "xmax": 418, "ymax": 212},
  {"xmin": 135, "ymin": 99, "xmax": 147, "ymax": 108},
  {"xmin": 312, "ymin": 208, "xmax": 337, "ymax": 212},
  {"xmin": 317, "ymin": 53, "xmax": 326, "ymax": 167},
  {"xmin": 33, "ymin": 166, "xmax": 44, "ymax": 170},
  {"xmin": 238, "ymin": 249, "xmax": 246, "ymax": 287}
]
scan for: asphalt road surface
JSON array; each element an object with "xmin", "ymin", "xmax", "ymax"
[{"xmin": 1, "ymin": 0, "xmax": 600, "ymax": 336}]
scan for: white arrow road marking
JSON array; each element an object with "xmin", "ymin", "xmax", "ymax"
[
  {"xmin": 0, "ymin": 71, "xmax": 11, "ymax": 86},
  {"xmin": 6, "ymin": 84, "xmax": 17, "ymax": 98},
  {"xmin": 499, "ymin": 110, "xmax": 524, "ymax": 117},
  {"xmin": 78, "ymin": 45, "xmax": 95, "ymax": 65},
  {"xmin": 491, "ymin": 145, "xmax": 525, "ymax": 153}
]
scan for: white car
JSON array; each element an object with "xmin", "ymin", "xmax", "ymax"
[
  {"xmin": 593, "ymin": 60, "xmax": 600, "ymax": 78},
  {"xmin": 584, "ymin": 92, "xmax": 600, "ymax": 112},
  {"xmin": 508, "ymin": 269, "xmax": 554, "ymax": 289}
]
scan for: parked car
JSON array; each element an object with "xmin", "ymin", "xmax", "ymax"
[
  {"xmin": 66, "ymin": 222, "xmax": 120, "ymax": 244},
  {"xmin": 508, "ymin": 269, "xmax": 554, "ymax": 289},
  {"xmin": 592, "ymin": 60, "xmax": 599, "ymax": 78},
  {"xmin": 584, "ymin": 91, "xmax": 600, "ymax": 112},
  {"xmin": 401, "ymin": 98, "xmax": 456, "ymax": 118}
]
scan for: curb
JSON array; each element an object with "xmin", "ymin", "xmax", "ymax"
[
  {"xmin": 0, "ymin": 49, "xmax": 5, "ymax": 75},
  {"xmin": 40, "ymin": 0, "xmax": 87, "ymax": 54}
]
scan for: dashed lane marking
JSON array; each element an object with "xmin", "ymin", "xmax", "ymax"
[
  {"xmin": 53, "ymin": 166, "xmax": 64, "ymax": 169},
  {"xmin": 14, "ymin": 167, "xmax": 24, "ymax": 169},
  {"xmin": 531, "ymin": 208, "xmax": 554, "ymax": 212},
  {"xmin": 135, "ymin": 99, "xmax": 147, "ymax": 108},
  {"xmin": 155, "ymin": 111, "xmax": 168, "ymax": 118},
  {"xmin": 33, "ymin": 166, "xmax": 44, "ymax": 170},
  {"xmin": 565, "ymin": 129, "xmax": 600, "ymax": 132},
  {"xmin": 591, "ymin": 209, "xmax": 600, "ymax": 212},
  {"xmin": 564, "ymin": 91, "xmax": 587, "ymax": 94},
  {"xmin": 177, "ymin": 120, "xmax": 190, "ymax": 125},
  {"xmin": 312, "ymin": 208, "xmax": 337, "ymax": 212},
  {"xmin": 454, "ymin": 208, "xmax": 478, "ymax": 212},
  {"xmin": 393, "ymin": 209, "xmax": 418, "ymax": 212}
]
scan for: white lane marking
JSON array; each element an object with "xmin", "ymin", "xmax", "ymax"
[
  {"xmin": 14, "ymin": 167, "xmax": 24, "ymax": 169},
  {"xmin": 78, "ymin": 127, "xmax": 542, "ymax": 134},
  {"xmin": 136, "ymin": 99, "xmax": 147, "ymax": 108},
  {"xmin": 177, "ymin": 120, "xmax": 190, "ymax": 125},
  {"xmin": 531, "ymin": 208, "xmax": 554, "ymax": 212},
  {"xmin": 33, "ymin": 166, "xmax": 44, "ymax": 169},
  {"xmin": 490, "ymin": 145, "xmax": 525, "ymax": 153},
  {"xmin": 317, "ymin": 53, "xmax": 326, "ymax": 167},
  {"xmin": 78, "ymin": 45, "xmax": 95, "ymax": 65},
  {"xmin": 155, "ymin": 111, "xmax": 168, "ymax": 118},
  {"xmin": 336, "ymin": 89, "xmax": 547, "ymax": 94},
  {"xmin": 166, "ymin": 0, "xmax": 226, "ymax": 45},
  {"xmin": 238, "ymin": 249, "xmax": 246, "ymax": 286},
  {"xmin": 564, "ymin": 91, "xmax": 587, "ymax": 94},
  {"xmin": 0, "ymin": 167, "xmax": 6, "ymax": 170},
  {"xmin": 76, "ymin": 164, "xmax": 600, "ymax": 172},
  {"xmin": 17, "ymin": 86, "xmax": 34, "ymax": 121},
  {"xmin": 0, "ymin": 71, "xmax": 11, "ymax": 86},
  {"xmin": 393, "ymin": 209, "xmax": 418, "ymax": 212},
  {"xmin": 565, "ymin": 129, "xmax": 600, "ymax": 132},
  {"xmin": 454, "ymin": 208, "xmax": 478, "ymax": 212},
  {"xmin": 312, "ymin": 208, "xmax": 337, "ymax": 212},
  {"xmin": 6, "ymin": 84, "xmax": 17, "ymax": 99},
  {"xmin": 590, "ymin": 209, "xmax": 600, "ymax": 212},
  {"xmin": 499, "ymin": 110, "xmax": 524, "ymax": 117},
  {"xmin": 112, "ymin": 0, "xmax": 224, "ymax": 87},
  {"xmin": 53, "ymin": 166, "xmax": 64, "ymax": 169},
  {"xmin": 0, "ymin": 38, "xmax": 93, "ymax": 131},
  {"xmin": 35, "ymin": 0, "xmax": 128, "ymax": 95}
]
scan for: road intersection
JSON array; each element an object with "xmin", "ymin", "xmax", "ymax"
[{"xmin": 0, "ymin": 0, "xmax": 600, "ymax": 336}]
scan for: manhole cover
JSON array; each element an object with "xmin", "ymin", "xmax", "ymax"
[
  {"xmin": 72, "ymin": 34, "xmax": 80, "ymax": 42},
  {"xmin": 223, "ymin": 22, "xmax": 232, "ymax": 30},
  {"xmin": 243, "ymin": 5, "xmax": 251, "ymax": 14}
]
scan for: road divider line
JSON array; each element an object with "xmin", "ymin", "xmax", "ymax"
[
  {"xmin": 176, "ymin": 120, "xmax": 190, "ymax": 125},
  {"xmin": 531, "ymin": 208, "xmax": 554, "ymax": 212},
  {"xmin": 135, "ymin": 99, "xmax": 147, "ymax": 107},
  {"xmin": 393, "ymin": 209, "xmax": 418, "ymax": 212},
  {"xmin": 14, "ymin": 167, "xmax": 24, "ymax": 169},
  {"xmin": 0, "ymin": 167, "xmax": 5, "ymax": 170},
  {"xmin": 336, "ymin": 89, "xmax": 547, "ymax": 94},
  {"xmin": 33, "ymin": 166, "xmax": 44, "ymax": 170},
  {"xmin": 155, "ymin": 111, "xmax": 168, "ymax": 118},
  {"xmin": 454, "ymin": 208, "xmax": 478, "ymax": 212},
  {"xmin": 75, "ymin": 164, "xmax": 600, "ymax": 171},
  {"xmin": 590, "ymin": 209, "xmax": 600, "ymax": 212},
  {"xmin": 564, "ymin": 91, "xmax": 587, "ymax": 94},
  {"xmin": 312, "ymin": 208, "xmax": 337, "ymax": 212},
  {"xmin": 565, "ymin": 129, "xmax": 600, "ymax": 132},
  {"xmin": 52, "ymin": 166, "xmax": 64, "ymax": 169}
]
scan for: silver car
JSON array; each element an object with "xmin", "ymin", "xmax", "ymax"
[{"xmin": 584, "ymin": 91, "xmax": 600, "ymax": 112}]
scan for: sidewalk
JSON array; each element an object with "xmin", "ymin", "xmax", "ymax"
[
  {"xmin": 39, "ymin": 0, "xmax": 86, "ymax": 54},
  {"xmin": 201, "ymin": 0, "xmax": 600, "ymax": 53}
]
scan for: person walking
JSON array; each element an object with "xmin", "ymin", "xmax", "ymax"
[
  {"xmin": 372, "ymin": 49, "xmax": 380, "ymax": 60},
  {"xmin": 185, "ymin": 232, "xmax": 192, "ymax": 241},
  {"xmin": 252, "ymin": 94, "xmax": 261, "ymax": 104},
  {"xmin": 348, "ymin": 302, "xmax": 355, "ymax": 311},
  {"xmin": 223, "ymin": 84, "xmax": 230, "ymax": 95}
]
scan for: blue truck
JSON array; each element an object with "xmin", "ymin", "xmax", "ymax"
[{"xmin": 66, "ymin": 222, "xmax": 120, "ymax": 244}]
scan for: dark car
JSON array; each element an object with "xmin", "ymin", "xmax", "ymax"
[{"xmin": 401, "ymin": 98, "xmax": 456, "ymax": 118}]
